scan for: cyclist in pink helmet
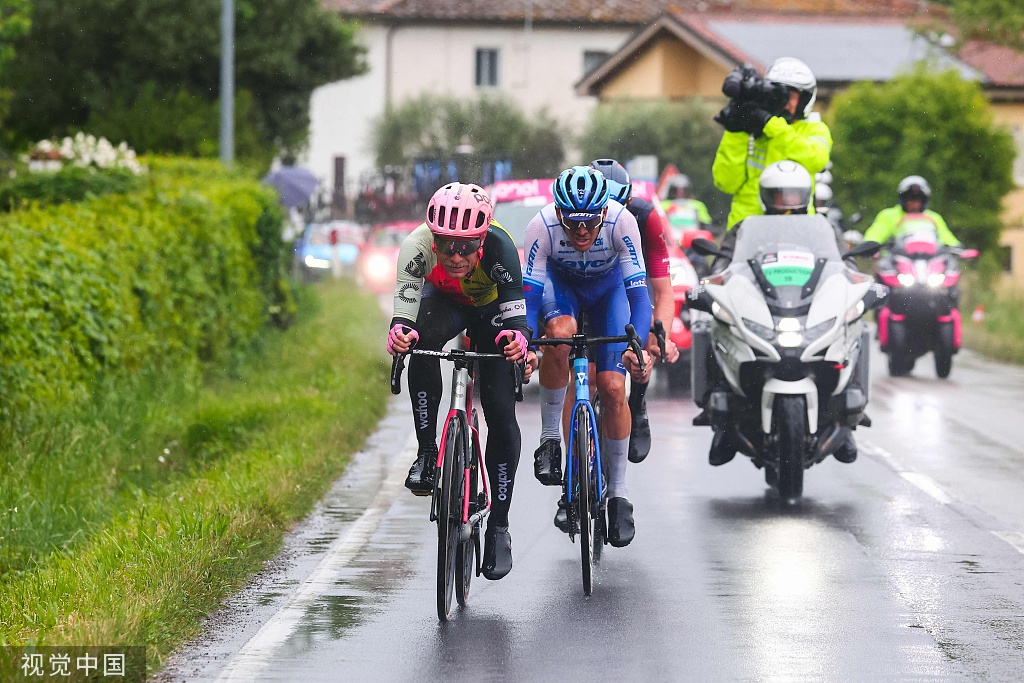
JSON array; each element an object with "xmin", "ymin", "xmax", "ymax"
[{"xmin": 388, "ymin": 182, "xmax": 534, "ymax": 581}]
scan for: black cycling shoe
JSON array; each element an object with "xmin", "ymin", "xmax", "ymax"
[
  {"xmin": 708, "ymin": 431, "xmax": 736, "ymax": 466},
  {"xmin": 692, "ymin": 409, "xmax": 712, "ymax": 427},
  {"xmin": 833, "ymin": 432, "xmax": 858, "ymax": 463},
  {"xmin": 533, "ymin": 439, "xmax": 563, "ymax": 486},
  {"xmin": 606, "ymin": 497, "xmax": 635, "ymax": 547},
  {"xmin": 404, "ymin": 444, "xmax": 437, "ymax": 495},
  {"xmin": 628, "ymin": 402, "xmax": 652, "ymax": 463},
  {"xmin": 482, "ymin": 525, "xmax": 512, "ymax": 580},
  {"xmin": 553, "ymin": 494, "xmax": 570, "ymax": 533}
]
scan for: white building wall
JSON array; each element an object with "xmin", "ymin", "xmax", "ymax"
[{"xmin": 305, "ymin": 21, "xmax": 631, "ymax": 202}]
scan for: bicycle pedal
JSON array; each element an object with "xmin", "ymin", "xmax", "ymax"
[{"xmin": 409, "ymin": 489, "xmax": 432, "ymax": 498}]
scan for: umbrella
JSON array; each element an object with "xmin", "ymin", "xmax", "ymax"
[{"xmin": 263, "ymin": 166, "xmax": 319, "ymax": 208}]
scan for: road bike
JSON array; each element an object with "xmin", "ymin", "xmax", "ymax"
[
  {"xmin": 533, "ymin": 325, "xmax": 644, "ymax": 595},
  {"xmin": 391, "ymin": 348, "xmax": 523, "ymax": 621}
]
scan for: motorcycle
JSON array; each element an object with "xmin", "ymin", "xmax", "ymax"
[
  {"xmin": 686, "ymin": 215, "xmax": 886, "ymax": 502},
  {"xmin": 873, "ymin": 224, "xmax": 978, "ymax": 379}
]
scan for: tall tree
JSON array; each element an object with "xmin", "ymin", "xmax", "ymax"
[
  {"xmin": 1, "ymin": 0, "xmax": 365, "ymax": 159},
  {"xmin": 0, "ymin": 0, "xmax": 30, "ymax": 118},
  {"xmin": 828, "ymin": 67, "xmax": 1015, "ymax": 252},
  {"xmin": 951, "ymin": 0, "xmax": 1023, "ymax": 51}
]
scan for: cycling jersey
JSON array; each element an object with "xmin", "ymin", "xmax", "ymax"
[
  {"xmin": 392, "ymin": 222, "xmax": 529, "ymax": 336},
  {"xmin": 628, "ymin": 196, "xmax": 671, "ymax": 279},
  {"xmin": 523, "ymin": 199, "xmax": 652, "ymax": 346}
]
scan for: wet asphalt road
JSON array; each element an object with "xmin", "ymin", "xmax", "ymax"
[{"xmin": 160, "ymin": 343, "xmax": 1024, "ymax": 683}]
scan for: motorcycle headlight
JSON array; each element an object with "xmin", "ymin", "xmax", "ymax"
[
  {"xmin": 775, "ymin": 317, "xmax": 803, "ymax": 348},
  {"xmin": 711, "ymin": 301, "xmax": 735, "ymax": 325},
  {"xmin": 926, "ymin": 273, "xmax": 945, "ymax": 287},
  {"xmin": 897, "ymin": 273, "xmax": 915, "ymax": 286},
  {"xmin": 805, "ymin": 317, "xmax": 836, "ymax": 341},
  {"xmin": 742, "ymin": 318, "xmax": 775, "ymax": 341}
]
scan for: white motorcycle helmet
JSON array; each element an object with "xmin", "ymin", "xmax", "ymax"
[
  {"xmin": 814, "ymin": 183, "xmax": 833, "ymax": 214},
  {"xmin": 759, "ymin": 160, "xmax": 813, "ymax": 214},
  {"xmin": 897, "ymin": 175, "xmax": 931, "ymax": 211},
  {"xmin": 764, "ymin": 57, "xmax": 817, "ymax": 120}
]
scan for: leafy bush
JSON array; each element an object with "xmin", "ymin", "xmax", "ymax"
[
  {"xmin": 373, "ymin": 93, "xmax": 567, "ymax": 180},
  {"xmin": 828, "ymin": 68, "xmax": 1016, "ymax": 252},
  {"xmin": 579, "ymin": 97, "xmax": 730, "ymax": 224},
  {"xmin": 0, "ymin": 157, "xmax": 291, "ymax": 417},
  {"xmin": 0, "ymin": 165, "xmax": 143, "ymax": 211}
]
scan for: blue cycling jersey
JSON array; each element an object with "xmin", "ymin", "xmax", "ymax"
[{"xmin": 523, "ymin": 200, "xmax": 652, "ymax": 353}]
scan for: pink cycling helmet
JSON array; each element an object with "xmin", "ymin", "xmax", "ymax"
[{"xmin": 425, "ymin": 182, "xmax": 493, "ymax": 239}]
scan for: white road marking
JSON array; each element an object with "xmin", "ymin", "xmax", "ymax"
[
  {"xmin": 215, "ymin": 434, "xmax": 416, "ymax": 683},
  {"xmin": 992, "ymin": 531, "xmax": 1024, "ymax": 556},
  {"xmin": 860, "ymin": 439, "xmax": 955, "ymax": 505}
]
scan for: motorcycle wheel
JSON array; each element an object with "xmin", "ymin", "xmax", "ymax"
[
  {"xmin": 887, "ymin": 323, "xmax": 913, "ymax": 377},
  {"xmin": 774, "ymin": 395, "xmax": 806, "ymax": 504},
  {"xmin": 935, "ymin": 324, "xmax": 955, "ymax": 379}
]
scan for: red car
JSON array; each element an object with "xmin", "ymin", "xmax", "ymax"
[{"xmin": 355, "ymin": 220, "xmax": 420, "ymax": 295}]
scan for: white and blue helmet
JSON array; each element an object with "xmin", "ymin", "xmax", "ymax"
[{"xmin": 554, "ymin": 166, "xmax": 610, "ymax": 217}]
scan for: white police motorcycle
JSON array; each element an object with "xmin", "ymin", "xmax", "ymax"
[{"xmin": 687, "ymin": 214, "xmax": 885, "ymax": 502}]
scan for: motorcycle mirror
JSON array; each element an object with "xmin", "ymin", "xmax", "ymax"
[
  {"xmin": 846, "ymin": 240, "xmax": 882, "ymax": 259},
  {"xmin": 690, "ymin": 237, "xmax": 726, "ymax": 259},
  {"xmin": 849, "ymin": 212, "xmax": 862, "ymax": 225},
  {"xmin": 960, "ymin": 248, "xmax": 979, "ymax": 260},
  {"xmin": 843, "ymin": 230, "xmax": 864, "ymax": 246}
]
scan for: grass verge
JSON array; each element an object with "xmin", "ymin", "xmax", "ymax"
[
  {"xmin": 962, "ymin": 286, "xmax": 1024, "ymax": 365},
  {"xmin": 0, "ymin": 280, "xmax": 388, "ymax": 673}
]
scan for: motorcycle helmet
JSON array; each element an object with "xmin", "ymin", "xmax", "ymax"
[
  {"xmin": 589, "ymin": 158, "xmax": 631, "ymax": 205},
  {"xmin": 764, "ymin": 57, "xmax": 817, "ymax": 120},
  {"xmin": 898, "ymin": 175, "xmax": 931, "ymax": 212},
  {"xmin": 553, "ymin": 166, "xmax": 610, "ymax": 217},
  {"xmin": 426, "ymin": 182, "xmax": 493, "ymax": 238},
  {"xmin": 759, "ymin": 160, "xmax": 813, "ymax": 214},
  {"xmin": 814, "ymin": 183, "xmax": 833, "ymax": 214},
  {"xmin": 667, "ymin": 174, "xmax": 691, "ymax": 199}
]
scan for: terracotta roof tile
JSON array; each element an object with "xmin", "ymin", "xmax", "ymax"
[
  {"xmin": 323, "ymin": 0, "xmax": 936, "ymax": 23},
  {"xmin": 959, "ymin": 41, "xmax": 1024, "ymax": 87}
]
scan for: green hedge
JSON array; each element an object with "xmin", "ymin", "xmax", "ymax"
[
  {"xmin": 0, "ymin": 166, "xmax": 145, "ymax": 212},
  {"xmin": 0, "ymin": 157, "xmax": 292, "ymax": 416}
]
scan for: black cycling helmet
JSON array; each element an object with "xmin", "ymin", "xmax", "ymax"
[{"xmin": 589, "ymin": 158, "xmax": 631, "ymax": 205}]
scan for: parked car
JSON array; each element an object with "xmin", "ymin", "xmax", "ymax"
[
  {"xmin": 292, "ymin": 221, "xmax": 365, "ymax": 281},
  {"xmin": 355, "ymin": 220, "xmax": 421, "ymax": 294}
]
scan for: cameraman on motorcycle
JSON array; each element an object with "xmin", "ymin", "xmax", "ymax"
[{"xmin": 711, "ymin": 57, "xmax": 832, "ymax": 271}]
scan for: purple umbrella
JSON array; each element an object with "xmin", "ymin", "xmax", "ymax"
[{"xmin": 263, "ymin": 166, "xmax": 319, "ymax": 208}]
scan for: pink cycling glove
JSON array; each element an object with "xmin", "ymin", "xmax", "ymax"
[
  {"xmin": 495, "ymin": 330, "xmax": 528, "ymax": 357},
  {"xmin": 387, "ymin": 324, "xmax": 418, "ymax": 355}
]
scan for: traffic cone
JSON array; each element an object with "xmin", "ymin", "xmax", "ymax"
[{"xmin": 971, "ymin": 305, "xmax": 985, "ymax": 324}]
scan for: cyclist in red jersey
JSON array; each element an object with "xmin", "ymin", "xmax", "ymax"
[{"xmin": 387, "ymin": 182, "xmax": 533, "ymax": 580}]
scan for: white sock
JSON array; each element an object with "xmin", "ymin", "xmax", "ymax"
[
  {"xmin": 605, "ymin": 436, "xmax": 629, "ymax": 498},
  {"xmin": 540, "ymin": 384, "xmax": 568, "ymax": 442}
]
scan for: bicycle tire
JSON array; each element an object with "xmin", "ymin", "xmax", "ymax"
[
  {"xmin": 574, "ymin": 404, "xmax": 594, "ymax": 596},
  {"xmin": 591, "ymin": 396, "xmax": 605, "ymax": 567},
  {"xmin": 437, "ymin": 414, "xmax": 465, "ymax": 621},
  {"xmin": 456, "ymin": 410, "xmax": 480, "ymax": 606}
]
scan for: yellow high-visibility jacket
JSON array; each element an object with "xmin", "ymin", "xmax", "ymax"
[{"xmin": 712, "ymin": 115, "xmax": 832, "ymax": 229}]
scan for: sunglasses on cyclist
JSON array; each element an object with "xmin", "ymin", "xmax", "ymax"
[
  {"xmin": 560, "ymin": 213, "xmax": 604, "ymax": 233},
  {"xmin": 433, "ymin": 236, "xmax": 482, "ymax": 257}
]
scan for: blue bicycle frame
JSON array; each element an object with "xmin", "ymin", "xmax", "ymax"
[{"xmin": 565, "ymin": 355, "xmax": 604, "ymax": 508}]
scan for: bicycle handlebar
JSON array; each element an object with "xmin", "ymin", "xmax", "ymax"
[
  {"xmin": 531, "ymin": 324, "xmax": 647, "ymax": 375},
  {"xmin": 652, "ymin": 319, "xmax": 667, "ymax": 363},
  {"xmin": 389, "ymin": 348, "xmax": 524, "ymax": 402}
]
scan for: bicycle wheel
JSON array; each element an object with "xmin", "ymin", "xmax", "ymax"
[
  {"xmin": 437, "ymin": 414, "xmax": 466, "ymax": 621},
  {"xmin": 591, "ymin": 398, "xmax": 605, "ymax": 567},
  {"xmin": 573, "ymin": 404, "xmax": 594, "ymax": 596},
  {"xmin": 456, "ymin": 410, "xmax": 480, "ymax": 606}
]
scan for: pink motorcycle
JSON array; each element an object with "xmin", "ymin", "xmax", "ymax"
[{"xmin": 874, "ymin": 226, "xmax": 978, "ymax": 378}]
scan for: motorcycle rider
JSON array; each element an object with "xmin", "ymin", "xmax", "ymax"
[
  {"xmin": 693, "ymin": 160, "xmax": 859, "ymax": 465},
  {"xmin": 387, "ymin": 182, "xmax": 533, "ymax": 580},
  {"xmin": 864, "ymin": 176, "xmax": 961, "ymax": 248},
  {"xmin": 661, "ymin": 174, "xmax": 713, "ymax": 238},
  {"xmin": 711, "ymin": 57, "xmax": 832, "ymax": 270}
]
